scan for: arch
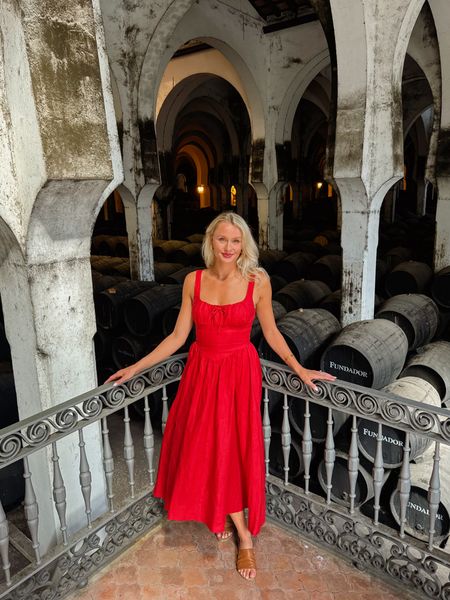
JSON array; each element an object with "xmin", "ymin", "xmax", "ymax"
[
  {"xmin": 156, "ymin": 74, "xmax": 242, "ymax": 156},
  {"xmin": 276, "ymin": 50, "xmax": 331, "ymax": 144},
  {"xmin": 429, "ymin": 0, "xmax": 450, "ymax": 130},
  {"xmin": 138, "ymin": 33, "xmax": 265, "ymax": 142}
]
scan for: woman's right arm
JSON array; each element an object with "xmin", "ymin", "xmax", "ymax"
[{"xmin": 105, "ymin": 272, "xmax": 195, "ymax": 385}]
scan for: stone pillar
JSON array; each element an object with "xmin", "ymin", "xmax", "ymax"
[
  {"xmin": 0, "ymin": 247, "xmax": 105, "ymax": 550},
  {"xmin": 122, "ymin": 184, "xmax": 156, "ymax": 281},
  {"xmin": 435, "ymin": 176, "xmax": 450, "ymax": 270},
  {"xmin": 268, "ymin": 182, "xmax": 285, "ymax": 250},
  {"xmin": 253, "ymin": 183, "xmax": 269, "ymax": 249},
  {"xmin": 340, "ymin": 208, "xmax": 381, "ymax": 325},
  {"xmin": 0, "ymin": 0, "xmax": 122, "ymax": 552},
  {"xmin": 416, "ymin": 178, "xmax": 429, "ymax": 216}
]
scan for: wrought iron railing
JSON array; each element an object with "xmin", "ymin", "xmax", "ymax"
[{"xmin": 0, "ymin": 355, "xmax": 449, "ymax": 599}]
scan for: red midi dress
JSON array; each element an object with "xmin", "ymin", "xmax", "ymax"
[{"xmin": 153, "ymin": 269, "xmax": 266, "ymax": 535}]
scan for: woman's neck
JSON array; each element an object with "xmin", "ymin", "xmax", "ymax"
[{"xmin": 209, "ymin": 263, "xmax": 239, "ymax": 281}]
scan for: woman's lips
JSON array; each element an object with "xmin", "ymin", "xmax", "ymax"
[{"xmin": 222, "ymin": 253, "xmax": 234, "ymax": 258}]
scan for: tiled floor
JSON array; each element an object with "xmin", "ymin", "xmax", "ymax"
[{"xmin": 69, "ymin": 519, "xmax": 415, "ymax": 600}]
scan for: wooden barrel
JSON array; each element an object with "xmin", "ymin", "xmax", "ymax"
[
  {"xmin": 385, "ymin": 261, "xmax": 433, "ymax": 297},
  {"xmin": 384, "ymin": 246, "xmax": 412, "ymax": 270},
  {"xmin": 94, "ymin": 328, "xmax": 113, "ymax": 363},
  {"xmin": 111, "ymin": 236, "xmax": 129, "ymax": 257},
  {"xmin": 375, "ymin": 294, "xmax": 439, "ymax": 350},
  {"xmin": 319, "ymin": 290, "xmax": 342, "ymax": 319},
  {"xmin": 0, "ymin": 372, "xmax": 25, "ymax": 509},
  {"xmin": 269, "ymin": 428, "xmax": 313, "ymax": 483},
  {"xmin": 258, "ymin": 250, "xmax": 287, "ymax": 275},
  {"xmin": 153, "ymin": 240, "xmax": 188, "ymax": 263},
  {"xmin": 91, "ymin": 271, "xmax": 128, "ymax": 293},
  {"xmin": 124, "ymin": 285, "xmax": 182, "ymax": 337},
  {"xmin": 390, "ymin": 443, "xmax": 450, "ymax": 542},
  {"xmin": 95, "ymin": 281, "xmax": 157, "ymax": 330},
  {"xmin": 250, "ymin": 301, "xmax": 286, "ymax": 347},
  {"xmin": 269, "ymin": 274, "xmax": 288, "ymax": 294},
  {"xmin": 307, "ymin": 255, "xmax": 342, "ymax": 291},
  {"xmin": 161, "ymin": 266, "xmax": 197, "ymax": 285},
  {"xmin": 172, "ymin": 243, "xmax": 203, "ymax": 266},
  {"xmin": 318, "ymin": 450, "xmax": 389, "ymax": 508},
  {"xmin": 375, "ymin": 258, "xmax": 389, "ymax": 292},
  {"xmin": 185, "ymin": 233, "xmax": 204, "ymax": 244},
  {"xmin": 401, "ymin": 341, "xmax": 450, "ymax": 405},
  {"xmin": 289, "ymin": 400, "xmax": 348, "ymax": 443},
  {"xmin": 161, "ymin": 305, "xmax": 196, "ymax": 350},
  {"xmin": 273, "ymin": 252, "xmax": 316, "ymax": 282},
  {"xmin": 295, "ymin": 241, "xmax": 328, "ymax": 257},
  {"xmin": 92, "ymin": 234, "xmax": 113, "ymax": 256},
  {"xmin": 153, "ymin": 262, "xmax": 184, "ymax": 283},
  {"xmin": 435, "ymin": 310, "xmax": 450, "ymax": 342},
  {"xmin": 274, "ymin": 280, "xmax": 331, "ymax": 313},
  {"xmin": 313, "ymin": 229, "xmax": 340, "ymax": 247},
  {"xmin": 431, "ymin": 266, "xmax": 450, "ymax": 309},
  {"xmin": 111, "ymin": 334, "xmax": 150, "ymax": 369},
  {"xmin": 260, "ymin": 308, "xmax": 341, "ymax": 368},
  {"xmin": 357, "ymin": 377, "xmax": 441, "ymax": 468},
  {"xmin": 320, "ymin": 319, "xmax": 408, "ymax": 388}
]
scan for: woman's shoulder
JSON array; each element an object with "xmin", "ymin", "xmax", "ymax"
[
  {"xmin": 183, "ymin": 270, "xmax": 199, "ymax": 291},
  {"xmin": 251, "ymin": 268, "xmax": 270, "ymax": 288}
]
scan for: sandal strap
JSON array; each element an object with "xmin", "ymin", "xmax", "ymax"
[{"xmin": 237, "ymin": 548, "xmax": 256, "ymax": 571}]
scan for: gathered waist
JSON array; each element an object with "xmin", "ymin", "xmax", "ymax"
[{"xmin": 192, "ymin": 339, "xmax": 254, "ymax": 355}]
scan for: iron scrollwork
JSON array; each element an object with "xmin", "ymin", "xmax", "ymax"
[
  {"xmin": 261, "ymin": 362, "xmax": 450, "ymax": 446},
  {"xmin": 266, "ymin": 478, "xmax": 450, "ymax": 599},
  {"xmin": 0, "ymin": 356, "xmax": 187, "ymax": 467},
  {"xmin": 2, "ymin": 495, "xmax": 163, "ymax": 600}
]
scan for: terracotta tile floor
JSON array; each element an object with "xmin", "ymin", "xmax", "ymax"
[{"xmin": 70, "ymin": 520, "xmax": 416, "ymax": 600}]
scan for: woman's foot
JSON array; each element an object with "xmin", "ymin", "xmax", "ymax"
[
  {"xmin": 215, "ymin": 515, "xmax": 234, "ymax": 542},
  {"xmin": 236, "ymin": 532, "xmax": 256, "ymax": 580}
]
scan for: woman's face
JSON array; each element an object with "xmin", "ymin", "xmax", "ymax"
[{"xmin": 211, "ymin": 222, "xmax": 243, "ymax": 265}]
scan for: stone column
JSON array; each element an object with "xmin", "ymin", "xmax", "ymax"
[
  {"xmin": 253, "ymin": 183, "xmax": 270, "ymax": 249},
  {"xmin": 268, "ymin": 182, "xmax": 285, "ymax": 250},
  {"xmin": 0, "ymin": 0, "xmax": 122, "ymax": 552},
  {"xmin": 122, "ymin": 184, "xmax": 157, "ymax": 281},
  {"xmin": 435, "ymin": 176, "xmax": 450, "ymax": 270},
  {"xmin": 0, "ymin": 247, "xmax": 105, "ymax": 551},
  {"xmin": 340, "ymin": 207, "xmax": 381, "ymax": 325}
]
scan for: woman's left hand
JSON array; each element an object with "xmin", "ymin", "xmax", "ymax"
[{"xmin": 296, "ymin": 367, "xmax": 336, "ymax": 392}]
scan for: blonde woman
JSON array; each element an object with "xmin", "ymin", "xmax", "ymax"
[{"xmin": 107, "ymin": 212, "xmax": 335, "ymax": 580}]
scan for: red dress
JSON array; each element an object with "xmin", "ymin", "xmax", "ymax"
[{"xmin": 153, "ymin": 269, "xmax": 266, "ymax": 535}]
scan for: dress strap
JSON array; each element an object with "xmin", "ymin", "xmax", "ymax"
[
  {"xmin": 194, "ymin": 269, "xmax": 203, "ymax": 300},
  {"xmin": 246, "ymin": 279, "xmax": 255, "ymax": 303}
]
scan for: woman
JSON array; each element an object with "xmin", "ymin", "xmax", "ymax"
[{"xmin": 107, "ymin": 213, "xmax": 335, "ymax": 580}]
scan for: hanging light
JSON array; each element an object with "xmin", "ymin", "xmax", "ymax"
[
  {"xmin": 197, "ymin": 184, "xmax": 204, "ymax": 194},
  {"xmin": 316, "ymin": 182, "xmax": 323, "ymax": 190}
]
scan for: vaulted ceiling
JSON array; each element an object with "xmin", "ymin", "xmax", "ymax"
[{"xmin": 247, "ymin": 0, "xmax": 318, "ymax": 33}]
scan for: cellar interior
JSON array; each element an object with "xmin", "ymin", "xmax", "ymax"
[{"xmin": 1, "ymin": 0, "xmax": 450, "ymax": 598}]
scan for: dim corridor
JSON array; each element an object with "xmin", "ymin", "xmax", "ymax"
[{"xmin": 68, "ymin": 519, "xmax": 415, "ymax": 600}]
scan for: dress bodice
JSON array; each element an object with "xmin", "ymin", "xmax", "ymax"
[{"xmin": 192, "ymin": 270, "xmax": 255, "ymax": 352}]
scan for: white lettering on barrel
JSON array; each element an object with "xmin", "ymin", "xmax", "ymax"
[
  {"xmin": 407, "ymin": 501, "xmax": 443, "ymax": 521},
  {"xmin": 362, "ymin": 428, "xmax": 403, "ymax": 446},
  {"xmin": 329, "ymin": 361, "xmax": 368, "ymax": 378}
]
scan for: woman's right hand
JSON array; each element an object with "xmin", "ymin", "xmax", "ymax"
[{"xmin": 105, "ymin": 365, "xmax": 139, "ymax": 386}]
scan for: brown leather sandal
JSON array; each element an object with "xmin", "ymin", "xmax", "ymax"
[
  {"xmin": 215, "ymin": 515, "xmax": 234, "ymax": 542},
  {"xmin": 236, "ymin": 547, "xmax": 257, "ymax": 579}
]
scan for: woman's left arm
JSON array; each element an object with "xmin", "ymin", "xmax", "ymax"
[{"xmin": 255, "ymin": 273, "xmax": 336, "ymax": 391}]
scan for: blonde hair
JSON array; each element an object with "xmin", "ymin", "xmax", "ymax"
[{"xmin": 202, "ymin": 212, "xmax": 264, "ymax": 281}]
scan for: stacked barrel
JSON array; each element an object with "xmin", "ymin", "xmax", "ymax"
[
  {"xmin": 265, "ymin": 215, "xmax": 450, "ymax": 544},
  {"xmin": 0, "ymin": 302, "xmax": 24, "ymax": 510}
]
